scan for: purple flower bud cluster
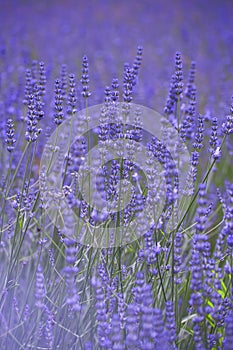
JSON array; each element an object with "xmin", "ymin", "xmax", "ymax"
[
  {"xmin": 81, "ymin": 55, "xmax": 91, "ymax": 98},
  {"xmin": 189, "ymin": 185, "xmax": 210, "ymax": 326},
  {"xmin": 34, "ymin": 83, "xmax": 45, "ymax": 121},
  {"xmin": 224, "ymin": 184, "xmax": 233, "ymax": 249},
  {"xmin": 181, "ymin": 71, "xmax": 196, "ymax": 141},
  {"xmin": 105, "ymin": 159, "xmax": 120, "ymax": 203},
  {"xmin": 138, "ymin": 229, "xmax": 164, "ymax": 270},
  {"xmin": 92, "ymin": 277, "xmax": 112, "ymax": 348},
  {"xmin": 31, "ymin": 60, "xmax": 38, "ymax": 81},
  {"xmin": 23, "ymin": 68, "xmax": 33, "ymax": 105},
  {"xmin": 35, "ymin": 264, "xmax": 46, "ymax": 309},
  {"xmin": 196, "ymin": 183, "xmax": 208, "ymax": 233},
  {"xmin": 5, "ymin": 118, "xmax": 16, "ymax": 152},
  {"xmin": 138, "ymin": 284, "xmax": 156, "ymax": 349},
  {"xmin": 193, "ymin": 114, "xmax": 204, "ymax": 150},
  {"xmin": 54, "ymin": 79, "xmax": 64, "ymax": 125},
  {"xmin": 193, "ymin": 323, "xmax": 205, "ymax": 350},
  {"xmin": 38, "ymin": 61, "xmax": 46, "ymax": 97},
  {"xmin": 174, "ymin": 52, "xmax": 183, "ymax": 96},
  {"xmin": 187, "ymin": 150, "xmax": 199, "ymax": 191},
  {"xmin": 110, "ymin": 313, "xmax": 124, "ymax": 350},
  {"xmin": 222, "ymin": 96, "xmax": 233, "ymax": 134},
  {"xmin": 111, "ymin": 78, "xmax": 120, "ymax": 102},
  {"xmin": 67, "ymin": 73, "xmax": 78, "ymax": 115},
  {"xmin": 209, "ymin": 115, "xmax": 221, "ymax": 160},
  {"xmin": 132, "ymin": 46, "xmax": 143, "ymax": 82},
  {"xmin": 97, "ymin": 259, "xmax": 117, "ymax": 313},
  {"xmin": 174, "ymin": 231, "xmax": 183, "ymax": 284},
  {"xmin": 25, "ymin": 94, "xmax": 42, "ymax": 142},
  {"xmin": 45, "ymin": 307, "xmax": 54, "ymax": 348},
  {"xmin": 60, "ymin": 64, "xmax": 68, "ymax": 98},
  {"xmin": 164, "ymin": 73, "xmax": 177, "ymax": 115},
  {"xmin": 63, "ymin": 238, "xmax": 80, "ymax": 311},
  {"xmin": 165, "ymin": 301, "xmax": 177, "ymax": 349},
  {"xmin": 185, "ymin": 61, "xmax": 196, "ymax": 99},
  {"xmin": 222, "ymin": 114, "xmax": 233, "ymax": 135},
  {"xmin": 223, "ymin": 312, "xmax": 233, "ymax": 350},
  {"xmin": 123, "ymin": 63, "xmax": 134, "ymax": 103}
]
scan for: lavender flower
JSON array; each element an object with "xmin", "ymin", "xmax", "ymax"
[
  {"xmin": 60, "ymin": 63, "xmax": 68, "ymax": 97},
  {"xmin": 35, "ymin": 264, "xmax": 46, "ymax": 309},
  {"xmin": 132, "ymin": 46, "xmax": 143, "ymax": 85},
  {"xmin": 67, "ymin": 73, "xmax": 78, "ymax": 115},
  {"xmin": 174, "ymin": 52, "xmax": 183, "ymax": 96},
  {"xmin": 222, "ymin": 95, "xmax": 233, "ymax": 135},
  {"xmin": 125, "ymin": 303, "xmax": 138, "ymax": 349},
  {"xmin": 196, "ymin": 183, "xmax": 208, "ymax": 233},
  {"xmin": 164, "ymin": 73, "xmax": 177, "ymax": 115},
  {"xmin": 33, "ymin": 83, "xmax": 45, "ymax": 121},
  {"xmin": 104, "ymin": 85, "xmax": 112, "ymax": 105},
  {"xmin": 25, "ymin": 94, "xmax": 42, "ymax": 142},
  {"xmin": 38, "ymin": 61, "xmax": 46, "ymax": 97},
  {"xmin": 44, "ymin": 305, "xmax": 54, "ymax": 348},
  {"xmin": 123, "ymin": 64, "xmax": 134, "ymax": 103},
  {"xmin": 174, "ymin": 231, "xmax": 183, "ymax": 284},
  {"xmin": 181, "ymin": 88, "xmax": 196, "ymax": 140},
  {"xmin": 185, "ymin": 61, "xmax": 196, "ymax": 99},
  {"xmin": 165, "ymin": 301, "xmax": 177, "ymax": 349},
  {"xmin": 92, "ymin": 277, "xmax": 112, "ymax": 348},
  {"xmin": 223, "ymin": 312, "xmax": 233, "ymax": 350},
  {"xmin": 139, "ymin": 283, "xmax": 156, "ymax": 349},
  {"xmin": 23, "ymin": 68, "xmax": 33, "ymax": 105},
  {"xmin": 54, "ymin": 79, "xmax": 64, "ymax": 125},
  {"xmin": 224, "ymin": 184, "xmax": 233, "ymax": 249},
  {"xmin": 5, "ymin": 118, "xmax": 16, "ymax": 152},
  {"xmin": 193, "ymin": 323, "xmax": 205, "ymax": 350},
  {"xmin": 111, "ymin": 78, "xmax": 120, "ymax": 102},
  {"xmin": 222, "ymin": 114, "xmax": 233, "ymax": 135},
  {"xmin": 63, "ymin": 238, "xmax": 80, "ymax": 311},
  {"xmin": 31, "ymin": 60, "xmax": 38, "ymax": 81},
  {"xmin": 110, "ymin": 313, "xmax": 124, "ymax": 350},
  {"xmin": 81, "ymin": 55, "xmax": 91, "ymax": 98},
  {"xmin": 193, "ymin": 114, "xmax": 204, "ymax": 150}
]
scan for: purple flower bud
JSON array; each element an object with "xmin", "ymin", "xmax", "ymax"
[
  {"xmin": 5, "ymin": 118, "xmax": 16, "ymax": 152},
  {"xmin": 164, "ymin": 73, "xmax": 177, "ymax": 115},
  {"xmin": 174, "ymin": 52, "xmax": 183, "ymax": 96},
  {"xmin": 54, "ymin": 79, "xmax": 64, "ymax": 125},
  {"xmin": 25, "ymin": 94, "xmax": 42, "ymax": 142},
  {"xmin": 81, "ymin": 55, "xmax": 91, "ymax": 98},
  {"xmin": 123, "ymin": 65, "xmax": 134, "ymax": 103},
  {"xmin": 67, "ymin": 73, "xmax": 78, "ymax": 115},
  {"xmin": 38, "ymin": 61, "xmax": 46, "ymax": 97},
  {"xmin": 132, "ymin": 46, "xmax": 143, "ymax": 83},
  {"xmin": 60, "ymin": 63, "xmax": 68, "ymax": 97},
  {"xmin": 193, "ymin": 114, "xmax": 204, "ymax": 149},
  {"xmin": 111, "ymin": 78, "xmax": 120, "ymax": 102},
  {"xmin": 23, "ymin": 68, "xmax": 33, "ymax": 105},
  {"xmin": 35, "ymin": 264, "xmax": 46, "ymax": 309},
  {"xmin": 63, "ymin": 238, "xmax": 80, "ymax": 311},
  {"xmin": 185, "ymin": 61, "xmax": 196, "ymax": 99},
  {"xmin": 222, "ymin": 115, "xmax": 233, "ymax": 135},
  {"xmin": 223, "ymin": 312, "xmax": 233, "ymax": 350}
]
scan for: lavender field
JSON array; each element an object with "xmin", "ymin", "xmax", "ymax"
[{"xmin": 1, "ymin": 0, "xmax": 233, "ymax": 349}]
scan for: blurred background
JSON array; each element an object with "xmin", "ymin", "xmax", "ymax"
[{"xmin": 0, "ymin": 0, "xmax": 233, "ymax": 115}]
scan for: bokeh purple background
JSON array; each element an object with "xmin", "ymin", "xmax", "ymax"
[{"xmin": 1, "ymin": 0, "xmax": 233, "ymax": 114}]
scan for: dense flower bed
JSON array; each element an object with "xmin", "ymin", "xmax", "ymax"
[{"xmin": 0, "ymin": 1, "xmax": 233, "ymax": 349}]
